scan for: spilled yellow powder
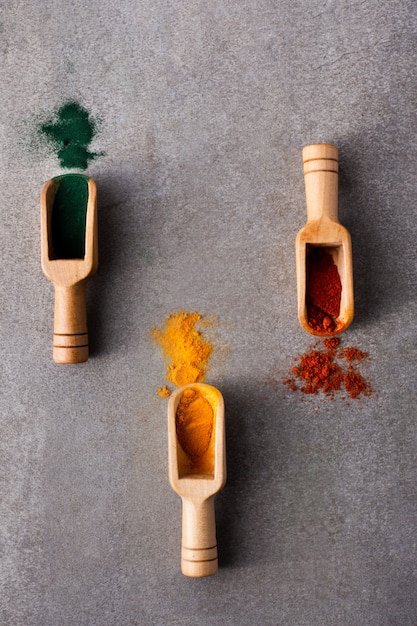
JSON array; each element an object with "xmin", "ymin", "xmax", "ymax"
[
  {"xmin": 151, "ymin": 312, "xmax": 213, "ymax": 387},
  {"xmin": 157, "ymin": 385, "xmax": 171, "ymax": 398}
]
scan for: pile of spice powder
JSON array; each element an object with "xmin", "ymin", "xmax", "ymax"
[
  {"xmin": 306, "ymin": 247, "xmax": 342, "ymax": 333},
  {"xmin": 283, "ymin": 337, "xmax": 371, "ymax": 399},
  {"xmin": 39, "ymin": 101, "xmax": 102, "ymax": 170},
  {"xmin": 151, "ymin": 312, "xmax": 213, "ymax": 396},
  {"xmin": 175, "ymin": 388, "xmax": 214, "ymax": 468},
  {"xmin": 51, "ymin": 174, "xmax": 88, "ymax": 259}
]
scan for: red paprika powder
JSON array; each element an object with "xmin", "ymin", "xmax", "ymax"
[
  {"xmin": 282, "ymin": 337, "xmax": 372, "ymax": 399},
  {"xmin": 306, "ymin": 247, "xmax": 342, "ymax": 333}
]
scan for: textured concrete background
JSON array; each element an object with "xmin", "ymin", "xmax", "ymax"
[{"xmin": 1, "ymin": 1, "xmax": 416, "ymax": 625}]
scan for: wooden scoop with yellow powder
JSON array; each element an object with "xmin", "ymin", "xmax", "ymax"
[{"xmin": 168, "ymin": 383, "xmax": 226, "ymax": 577}]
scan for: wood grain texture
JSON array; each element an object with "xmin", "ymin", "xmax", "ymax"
[
  {"xmin": 168, "ymin": 383, "xmax": 226, "ymax": 577},
  {"xmin": 296, "ymin": 144, "xmax": 354, "ymax": 336},
  {"xmin": 40, "ymin": 176, "xmax": 98, "ymax": 363}
]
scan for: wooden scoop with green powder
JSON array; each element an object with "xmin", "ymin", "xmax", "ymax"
[{"xmin": 41, "ymin": 174, "xmax": 98, "ymax": 363}]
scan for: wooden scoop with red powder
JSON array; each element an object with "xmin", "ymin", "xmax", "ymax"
[{"xmin": 296, "ymin": 144, "xmax": 354, "ymax": 336}]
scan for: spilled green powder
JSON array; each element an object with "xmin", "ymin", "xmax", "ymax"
[
  {"xmin": 40, "ymin": 101, "xmax": 102, "ymax": 169},
  {"xmin": 51, "ymin": 174, "xmax": 88, "ymax": 259}
]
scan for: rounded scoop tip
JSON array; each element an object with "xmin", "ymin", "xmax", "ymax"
[
  {"xmin": 181, "ymin": 557, "xmax": 218, "ymax": 578},
  {"xmin": 53, "ymin": 345, "xmax": 89, "ymax": 363},
  {"xmin": 302, "ymin": 143, "xmax": 338, "ymax": 162}
]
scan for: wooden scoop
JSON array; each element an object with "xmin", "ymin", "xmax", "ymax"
[
  {"xmin": 296, "ymin": 143, "xmax": 354, "ymax": 336},
  {"xmin": 40, "ymin": 174, "xmax": 98, "ymax": 363},
  {"xmin": 168, "ymin": 383, "xmax": 226, "ymax": 577}
]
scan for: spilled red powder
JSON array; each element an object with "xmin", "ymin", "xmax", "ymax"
[
  {"xmin": 307, "ymin": 248, "xmax": 342, "ymax": 333},
  {"xmin": 344, "ymin": 370, "xmax": 370, "ymax": 399},
  {"xmin": 338, "ymin": 346, "xmax": 368, "ymax": 362},
  {"xmin": 282, "ymin": 337, "xmax": 371, "ymax": 399}
]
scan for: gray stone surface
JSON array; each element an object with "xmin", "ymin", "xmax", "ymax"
[{"xmin": 1, "ymin": 1, "xmax": 416, "ymax": 624}]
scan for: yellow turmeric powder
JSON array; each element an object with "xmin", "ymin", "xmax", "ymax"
[
  {"xmin": 176, "ymin": 388, "xmax": 214, "ymax": 471},
  {"xmin": 157, "ymin": 385, "xmax": 171, "ymax": 398},
  {"xmin": 151, "ymin": 312, "xmax": 213, "ymax": 389}
]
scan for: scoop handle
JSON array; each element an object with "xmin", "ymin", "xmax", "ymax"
[
  {"xmin": 53, "ymin": 283, "xmax": 89, "ymax": 363},
  {"xmin": 303, "ymin": 143, "xmax": 339, "ymax": 222},
  {"xmin": 181, "ymin": 497, "xmax": 218, "ymax": 577}
]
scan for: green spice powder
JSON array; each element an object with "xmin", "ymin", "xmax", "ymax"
[
  {"xmin": 40, "ymin": 101, "xmax": 101, "ymax": 170},
  {"xmin": 51, "ymin": 174, "xmax": 88, "ymax": 259}
]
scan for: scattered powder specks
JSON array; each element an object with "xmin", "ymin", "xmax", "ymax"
[
  {"xmin": 157, "ymin": 385, "xmax": 171, "ymax": 398},
  {"xmin": 274, "ymin": 338, "xmax": 372, "ymax": 400}
]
